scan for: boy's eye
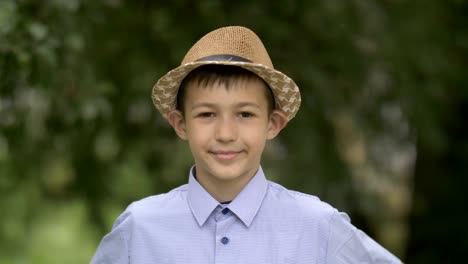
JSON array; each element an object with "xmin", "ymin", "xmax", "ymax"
[
  {"xmin": 197, "ymin": 112, "xmax": 215, "ymax": 118},
  {"xmin": 239, "ymin": 111, "xmax": 255, "ymax": 118}
]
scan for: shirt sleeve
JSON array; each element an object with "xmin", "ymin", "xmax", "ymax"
[
  {"xmin": 90, "ymin": 210, "xmax": 133, "ymax": 264},
  {"xmin": 326, "ymin": 211, "xmax": 402, "ymax": 264}
]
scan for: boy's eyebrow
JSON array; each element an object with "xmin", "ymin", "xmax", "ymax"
[
  {"xmin": 191, "ymin": 102, "xmax": 261, "ymax": 110},
  {"xmin": 191, "ymin": 102, "xmax": 216, "ymax": 110},
  {"xmin": 236, "ymin": 102, "xmax": 261, "ymax": 109}
]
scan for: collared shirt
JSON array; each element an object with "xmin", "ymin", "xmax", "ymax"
[{"xmin": 90, "ymin": 167, "xmax": 401, "ymax": 264}]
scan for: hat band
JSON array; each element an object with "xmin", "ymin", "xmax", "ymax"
[{"xmin": 195, "ymin": 54, "xmax": 252, "ymax": 63}]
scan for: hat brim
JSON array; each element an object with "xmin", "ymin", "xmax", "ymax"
[{"xmin": 152, "ymin": 60, "xmax": 301, "ymax": 121}]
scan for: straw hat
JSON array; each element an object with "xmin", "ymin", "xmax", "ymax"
[{"xmin": 152, "ymin": 26, "xmax": 301, "ymax": 121}]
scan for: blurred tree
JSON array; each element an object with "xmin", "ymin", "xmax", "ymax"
[{"xmin": 403, "ymin": 1, "xmax": 468, "ymax": 262}]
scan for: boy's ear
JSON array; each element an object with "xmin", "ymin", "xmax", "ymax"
[
  {"xmin": 267, "ymin": 110, "xmax": 288, "ymax": 140},
  {"xmin": 167, "ymin": 110, "xmax": 188, "ymax": 140}
]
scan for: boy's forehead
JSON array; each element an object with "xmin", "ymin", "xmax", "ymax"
[
  {"xmin": 183, "ymin": 77, "xmax": 269, "ymax": 104},
  {"xmin": 175, "ymin": 65, "xmax": 275, "ymax": 113}
]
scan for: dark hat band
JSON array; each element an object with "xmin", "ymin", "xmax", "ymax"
[{"xmin": 195, "ymin": 54, "xmax": 252, "ymax": 63}]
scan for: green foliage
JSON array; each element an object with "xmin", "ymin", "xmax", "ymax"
[{"xmin": 0, "ymin": 0, "xmax": 467, "ymax": 263}]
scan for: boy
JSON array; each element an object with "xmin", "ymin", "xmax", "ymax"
[{"xmin": 91, "ymin": 26, "xmax": 401, "ymax": 263}]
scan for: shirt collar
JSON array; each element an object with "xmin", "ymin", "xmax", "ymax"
[
  {"xmin": 187, "ymin": 166, "xmax": 269, "ymax": 228},
  {"xmin": 187, "ymin": 167, "xmax": 220, "ymax": 227}
]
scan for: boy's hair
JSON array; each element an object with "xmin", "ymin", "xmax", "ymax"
[{"xmin": 176, "ymin": 65, "xmax": 275, "ymax": 115}]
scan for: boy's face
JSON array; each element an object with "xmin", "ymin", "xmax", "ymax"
[{"xmin": 168, "ymin": 76, "xmax": 287, "ymax": 193}]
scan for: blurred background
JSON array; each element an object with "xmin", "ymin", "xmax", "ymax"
[{"xmin": 0, "ymin": 0, "xmax": 467, "ymax": 263}]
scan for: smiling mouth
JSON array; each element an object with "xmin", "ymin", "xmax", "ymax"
[{"xmin": 210, "ymin": 151, "xmax": 242, "ymax": 161}]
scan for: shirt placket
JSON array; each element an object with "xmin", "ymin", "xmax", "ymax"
[{"xmin": 213, "ymin": 206, "xmax": 236, "ymax": 264}]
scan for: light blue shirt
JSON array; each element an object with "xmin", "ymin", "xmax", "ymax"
[{"xmin": 91, "ymin": 166, "xmax": 401, "ymax": 263}]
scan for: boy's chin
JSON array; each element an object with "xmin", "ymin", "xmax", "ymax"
[{"xmin": 199, "ymin": 163, "xmax": 255, "ymax": 182}]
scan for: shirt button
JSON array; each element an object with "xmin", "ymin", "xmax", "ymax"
[
  {"xmin": 221, "ymin": 237, "xmax": 229, "ymax": 245},
  {"xmin": 221, "ymin": 208, "xmax": 229, "ymax": 215}
]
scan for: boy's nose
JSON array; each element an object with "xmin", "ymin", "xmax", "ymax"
[{"xmin": 215, "ymin": 118, "xmax": 237, "ymax": 142}]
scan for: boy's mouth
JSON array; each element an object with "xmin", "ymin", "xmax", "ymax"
[{"xmin": 209, "ymin": 150, "xmax": 242, "ymax": 161}]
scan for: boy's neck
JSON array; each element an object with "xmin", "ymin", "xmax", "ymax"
[
  {"xmin": 199, "ymin": 177, "xmax": 249, "ymax": 203},
  {"xmin": 194, "ymin": 169, "xmax": 256, "ymax": 203}
]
